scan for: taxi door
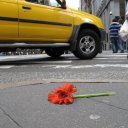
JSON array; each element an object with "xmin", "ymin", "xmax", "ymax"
[
  {"xmin": 0, "ymin": 0, "xmax": 18, "ymax": 40},
  {"xmin": 18, "ymin": 0, "xmax": 74, "ymax": 42},
  {"xmin": 48, "ymin": 0, "xmax": 74, "ymax": 42}
]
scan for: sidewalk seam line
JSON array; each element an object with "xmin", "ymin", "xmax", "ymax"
[
  {"xmin": 0, "ymin": 105, "xmax": 23, "ymax": 128},
  {"xmin": 91, "ymin": 99, "xmax": 128, "ymax": 112}
]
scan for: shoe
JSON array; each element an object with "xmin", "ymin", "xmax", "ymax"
[{"xmin": 120, "ymin": 50, "xmax": 124, "ymax": 53}]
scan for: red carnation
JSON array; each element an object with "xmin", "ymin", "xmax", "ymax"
[{"xmin": 48, "ymin": 83, "xmax": 77, "ymax": 104}]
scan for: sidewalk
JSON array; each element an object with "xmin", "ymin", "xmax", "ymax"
[{"xmin": 0, "ymin": 82, "xmax": 128, "ymax": 128}]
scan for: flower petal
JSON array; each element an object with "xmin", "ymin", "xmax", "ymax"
[
  {"xmin": 64, "ymin": 97, "xmax": 74, "ymax": 104},
  {"xmin": 58, "ymin": 83, "xmax": 77, "ymax": 93},
  {"xmin": 48, "ymin": 83, "xmax": 77, "ymax": 104}
]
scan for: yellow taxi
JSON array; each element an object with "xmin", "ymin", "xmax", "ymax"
[{"xmin": 0, "ymin": 0, "xmax": 105, "ymax": 59}]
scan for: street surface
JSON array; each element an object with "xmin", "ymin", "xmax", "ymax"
[
  {"xmin": 0, "ymin": 51, "xmax": 128, "ymax": 128},
  {"xmin": 0, "ymin": 51, "xmax": 128, "ymax": 85}
]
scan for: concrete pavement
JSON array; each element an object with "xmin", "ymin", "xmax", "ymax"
[{"xmin": 0, "ymin": 82, "xmax": 128, "ymax": 128}]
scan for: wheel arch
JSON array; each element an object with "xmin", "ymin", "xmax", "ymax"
[
  {"xmin": 79, "ymin": 23, "xmax": 101, "ymax": 39},
  {"xmin": 69, "ymin": 23, "xmax": 101, "ymax": 52}
]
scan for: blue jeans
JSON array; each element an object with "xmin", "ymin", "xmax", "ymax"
[
  {"xmin": 119, "ymin": 38, "xmax": 125, "ymax": 51},
  {"xmin": 110, "ymin": 37, "xmax": 119, "ymax": 53}
]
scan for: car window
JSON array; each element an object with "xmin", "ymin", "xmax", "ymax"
[
  {"xmin": 25, "ymin": 0, "xmax": 47, "ymax": 5},
  {"xmin": 26, "ymin": 0, "xmax": 61, "ymax": 7},
  {"xmin": 49, "ymin": 0, "xmax": 61, "ymax": 7}
]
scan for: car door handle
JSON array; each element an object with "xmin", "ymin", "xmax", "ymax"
[{"xmin": 22, "ymin": 6, "xmax": 31, "ymax": 10}]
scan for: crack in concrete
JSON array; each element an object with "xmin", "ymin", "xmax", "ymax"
[
  {"xmin": 0, "ymin": 105, "xmax": 23, "ymax": 128},
  {"xmin": 91, "ymin": 98, "xmax": 128, "ymax": 112}
]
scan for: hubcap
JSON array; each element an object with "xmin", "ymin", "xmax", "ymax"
[{"xmin": 79, "ymin": 36, "xmax": 95, "ymax": 54}]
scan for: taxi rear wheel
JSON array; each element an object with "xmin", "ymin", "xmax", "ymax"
[{"xmin": 45, "ymin": 48, "xmax": 64, "ymax": 58}]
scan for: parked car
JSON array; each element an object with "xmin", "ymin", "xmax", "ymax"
[{"xmin": 0, "ymin": 0, "xmax": 106, "ymax": 59}]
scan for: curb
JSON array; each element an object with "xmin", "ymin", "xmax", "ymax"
[{"xmin": 0, "ymin": 79, "xmax": 128, "ymax": 90}]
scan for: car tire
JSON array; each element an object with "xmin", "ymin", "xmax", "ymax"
[
  {"xmin": 45, "ymin": 48, "xmax": 64, "ymax": 58},
  {"xmin": 73, "ymin": 29, "xmax": 100, "ymax": 59}
]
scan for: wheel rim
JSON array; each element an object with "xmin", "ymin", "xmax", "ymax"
[{"xmin": 79, "ymin": 36, "xmax": 95, "ymax": 54}]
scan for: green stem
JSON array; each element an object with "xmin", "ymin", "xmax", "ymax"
[{"xmin": 74, "ymin": 92, "xmax": 116, "ymax": 99}]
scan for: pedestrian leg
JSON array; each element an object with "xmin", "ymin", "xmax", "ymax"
[{"xmin": 111, "ymin": 38, "xmax": 116, "ymax": 53}]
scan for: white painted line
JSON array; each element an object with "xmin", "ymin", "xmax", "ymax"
[
  {"xmin": 42, "ymin": 61, "xmax": 72, "ymax": 64},
  {"xmin": 0, "ymin": 56, "xmax": 18, "ymax": 59},
  {"xmin": 52, "ymin": 65, "xmax": 72, "ymax": 69},
  {"xmin": 0, "ymin": 65, "xmax": 14, "ymax": 69},
  {"xmin": 95, "ymin": 57, "xmax": 126, "ymax": 60},
  {"xmin": 110, "ymin": 58, "xmax": 126, "ymax": 59},
  {"xmin": 41, "ymin": 65, "xmax": 73, "ymax": 68},
  {"xmin": 94, "ymin": 58, "xmax": 108, "ymax": 60},
  {"xmin": 42, "ymin": 65, "xmax": 72, "ymax": 68},
  {"xmin": 94, "ymin": 64, "xmax": 128, "ymax": 68},
  {"xmin": 99, "ymin": 54, "xmax": 127, "ymax": 57},
  {"xmin": 101, "ymin": 61, "xmax": 124, "ymax": 62},
  {"xmin": 0, "ymin": 54, "xmax": 47, "ymax": 62},
  {"xmin": 52, "ymin": 64, "xmax": 128, "ymax": 69},
  {"xmin": 70, "ymin": 65, "xmax": 93, "ymax": 68}
]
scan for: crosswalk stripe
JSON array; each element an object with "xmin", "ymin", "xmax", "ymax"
[
  {"xmin": 52, "ymin": 65, "xmax": 72, "ymax": 68},
  {"xmin": 52, "ymin": 64, "xmax": 128, "ymax": 69},
  {"xmin": 41, "ymin": 61, "xmax": 72, "ymax": 64},
  {"xmin": 0, "ymin": 53, "xmax": 127, "ymax": 69},
  {"xmin": 1, "ymin": 64, "xmax": 128, "ymax": 69},
  {"xmin": 0, "ymin": 65, "xmax": 14, "ymax": 69},
  {"xmin": 100, "ymin": 54, "xmax": 127, "ymax": 57},
  {"xmin": 94, "ymin": 58, "xmax": 126, "ymax": 60},
  {"xmin": 1, "ymin": 63, "xmax": 128, "ymax": 69}
]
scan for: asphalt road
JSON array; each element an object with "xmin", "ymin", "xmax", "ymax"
[{"xmin": 0, "ymin": 51, "xmax": 128, "ymax": 85}]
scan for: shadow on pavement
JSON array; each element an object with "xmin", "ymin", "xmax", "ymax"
[{"xmin": 0, "ymin": 56, "xmax": 72, "ymax": 66}]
